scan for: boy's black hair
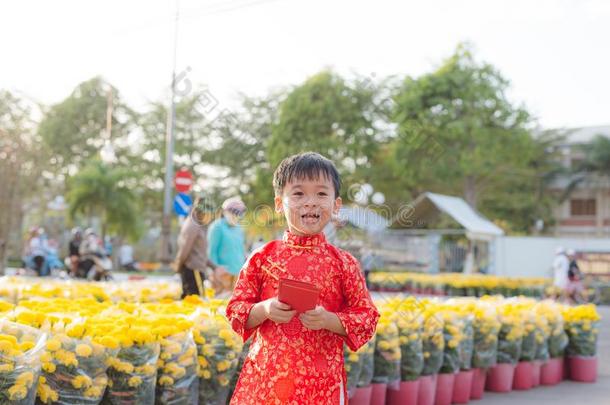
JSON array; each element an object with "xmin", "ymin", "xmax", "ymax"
[{"xmin": 273, "ymin": 152, "xmax": 341, "ymax": 198}]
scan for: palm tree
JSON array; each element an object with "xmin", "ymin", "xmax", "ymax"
[
  {"xmin": 67, "ymin": 160, "xmax": 141, "ymax": 241},
  {"xmin": 565, "ymin": 135, "xmax": 610, "ymax": 196}
]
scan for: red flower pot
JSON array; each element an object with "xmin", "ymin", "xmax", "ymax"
[
  {"xmin": 452, "ymin": 370, "xmax": 473, "ymax": 404},
  {"xmin": 531, "ymin": 361, "xmax": 541, "ymax": 387},
  {"xmin": 469, "ymin": 368, "xmax": 486, "ymax": 400},
  {"xmin": 387, "ymin": 380, "xmax": 420, "ymax": 405},
  {"xmin": 563, "ymin": 356, "xmax": 569, "ymax": 380},
  {"xmin": 568, "ymin": 356, "xmax": 598, "ymax": 383},
  {"xmin": 513, "ymin": 361, "xmax": 533, "ymax": 390},
  {"xmin": 541, "ymin": 357, "xmax": 562, "ymax": 386},
  {"xmin": 486, "ymin": 363, "xmax": 514, "ymax": 393},
  {"xmin": 350, "ymin": 386, "xmax": 373, "ymax": 405},
  {"xmin": 417, "ymin": 375, "xmax": 436, "ymax": 405},
  {"xmin": 370, "ymin": 383, "xmax": 387, "ymax": 405},
  {"xmin": 434, "ymin": 373, "xmax": 455, "ymax": 405}
]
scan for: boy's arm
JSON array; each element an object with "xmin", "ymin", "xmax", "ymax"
[
  {"xmin": 225, "ymin": 252, "xmax": 263, "ymax": 341},
  {"xmin": 334, "ymin": 253, "xmax": 380, "ymax": 351}
]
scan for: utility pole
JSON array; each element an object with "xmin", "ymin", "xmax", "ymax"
[{"xmin": 160, "ymin": 0, "xmax": 180, "ymax": 265}]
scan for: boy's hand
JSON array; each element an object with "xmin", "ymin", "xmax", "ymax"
[
  {"xmin": 299, "ymin": 306, "xmax": 330, "ymax": 331},
  {"xmin": 262, "ymin": 297, "xmax": 296, "ymax": 324}
]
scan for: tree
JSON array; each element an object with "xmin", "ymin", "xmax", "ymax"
[
  {"xmin": 0, "ymin": 90, "xmax": 43, "ymax": 273},
  {"xmin": 205, "ymin": 91, "xmax": 285, "ymax": 206},
  {"xmin": 265, "ymin": 70, "xmax": 383, "ymax": 200},
  {"xmin": 38, "ymin": 77, "xmax": 137, "ymax": 175},
  {"xmin": 392, "ymin": 44, "xmax": 556, "ymax": 232},
  {"xmin": 67, "ymin": 160, "xmax": 141, "ymax": 241},
  {"xmin": 568, "ymin": 135, "xmax": 610, "ymax": 188}
]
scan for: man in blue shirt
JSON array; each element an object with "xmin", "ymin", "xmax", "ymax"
[{"xmin": 207, "ymin": 197, "xmax": 247, "ymax": 295}]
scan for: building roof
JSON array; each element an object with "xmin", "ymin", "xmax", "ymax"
[
  {"xmin": 407, "ymin": 192, "xmax": 505, "ymax": 240},
  {"xmin": 337, "ymin": 206, "xmax": 390, "ymax": 233},
  {"xmin": 552, "ymin": 125, "xmax": 610, "ymax": 146}
]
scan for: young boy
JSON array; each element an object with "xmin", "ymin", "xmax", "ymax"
[{"xmin": 226, "ymin": 152, "xmax": 380, "ymax": 404}]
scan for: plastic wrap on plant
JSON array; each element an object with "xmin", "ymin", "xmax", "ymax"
[
  {"xmin": 532, "ymin": 305, "xmax": 551, "ymax": 362},
  {"xmin": 565, "ymin": 321, "xmax": 599, "ymax": 357},
  {"xmin": 471, "ymin": 307, "xmax": 500, "ymax": 369},
  {"xmin": 0, "ymin": 320, "xmax": 46, "ymax": 404},
  {"xmin": 155, "ymin": 330, "xmax": 199, "ymax": 405},
  {"xmin": 102, "ymin": 341, "xmax": 160, "ymax": 404},
  {"xmin": 195, "ymin": 313, "xmax": 243, "ymax": 405},
  {"xmin": 357, "ymin": 336, "xmax": 375, "ymax": 388},
  {"xmin": 37, "ymin": 325, "xmax": 115, "ymax": 405},
  {"xmin": 496, "ymin": 312, "xmax": 523, "ymax": 365},
  {"xmin": 457, "ymin": 314, "xmax": 474, "ymax": 370},
  {"xmin": 548, "ymin": 320, "xmax": 568, "ymax": 359},
  {"xmin": 519, "ymin": 311, "xmax": 538, "ymax": 362},
  {"xmin": 439, "ymin": 311, "xmax": 464, "ymax": 374},
  {"xmin": 396, "ymin": 313, "xmax": 424, "ymax": 381},
  {"xmin": 541, "ymin": 302, "xmax": 568, "ymax": 358},
  {"xmin": 226, "ymin": 339, "xmax": 251, "ymax": 403},
  {"xmin": 421, "ymin": 312, "xmax": 444, "ymax": 376},
  {"xmin": 344, "ymin": 344, "xmax": 363, "ymax": 395},
  {"xmin": 372, "ymin": 321, "xmax": 400, "ymax": 388}
]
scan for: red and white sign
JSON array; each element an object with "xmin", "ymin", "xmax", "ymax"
[{"xmin": 174, "ymin": 168, "xmax": 193, "ymax": 193}]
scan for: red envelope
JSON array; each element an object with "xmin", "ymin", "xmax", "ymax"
[{"xmin": 278, "ymin": 278, "xmax": 320, "ymax": 313}]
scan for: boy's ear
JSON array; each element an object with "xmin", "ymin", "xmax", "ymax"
[
  {"xmin": 334, "ymin": 196, "xmax": 342, "ymax": 215},
  {"xmin": 274, "ymin": 195, "xmax": 284, "ymax": 213}
]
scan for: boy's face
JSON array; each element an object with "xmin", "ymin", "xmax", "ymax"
[{"xmin": 274, "ymin": 172, "xmax": 342, "ymax": 236}]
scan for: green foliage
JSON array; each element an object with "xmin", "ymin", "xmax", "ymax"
[
  {"xmin": 266, "ymin": 70, "xmax": 382, "ymax": 196},
  {"xmin": 67, "ymin": 160, "xmax": 142, "ymax": 241},
  {"xmin": 38, "ymin": 77, "xmax": 137, "ymax": 174},
  {"xmin": 391, "ymin": 43, "xmax": 558, "ymax": 232}
]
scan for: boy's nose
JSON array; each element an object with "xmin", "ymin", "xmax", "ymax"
[{"xmin": 303, "ymin": 196, "xmax": 317, "ymax": 207}]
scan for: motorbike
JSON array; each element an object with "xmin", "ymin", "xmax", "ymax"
[{"xmin": 78, "ymin": 252, "xmax": 113, "ymax": 281}]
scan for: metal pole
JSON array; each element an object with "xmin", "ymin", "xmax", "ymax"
[{"xmin": 160, "ymin": 0, "xmax": 180, "ymax": 264}]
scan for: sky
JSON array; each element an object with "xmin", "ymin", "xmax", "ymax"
[{"xmin": 1, "ymin": 0, "xmax": 609, "ymax": 129}]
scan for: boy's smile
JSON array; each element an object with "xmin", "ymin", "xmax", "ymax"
[{"xmin": 275, "ymin": 172, "xmax": 342, "ymax": 236}]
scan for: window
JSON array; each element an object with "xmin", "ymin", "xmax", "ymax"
[{"xmin": 570, "ymin": 199, "xmax": 596, "ymax": 216}]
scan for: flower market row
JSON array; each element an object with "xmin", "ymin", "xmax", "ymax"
[
  {"xmin": 0, "ymin": 276, "xmax": 183, "ymax": 303},
  {"xmin": 369, "ymin": 272, "xmax": 550, "ymax": 298},
  {"xmin": 345, "ymin": 297, "xmax": 600, "ymax": 405},
  {"xmin": 0, "ymin": 278, "xmax": 601, "ymax": 405}
]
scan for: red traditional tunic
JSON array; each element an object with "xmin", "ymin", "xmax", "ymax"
[{"xmin": 226, "ymin": 231, "xmax": 380, "ymax": 405}]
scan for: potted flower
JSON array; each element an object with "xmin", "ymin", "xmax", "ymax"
[
  {"xmin": 486, "ymin": 303, "xmax": 523, "ymax": 393},
  {"xmin": 470, "ymin": 304, "xmax": 500, "ymax": 400},
  {"xmin": 563, "ymin": 304, "xmax": 600, "ymax": 383},
  {"xmin": 418, "ymin": 305, "xmax": 444, "ymax": 405},
  {"xmin": 540, "ymin": 303, "xmax": 568, "ymax": 385}
]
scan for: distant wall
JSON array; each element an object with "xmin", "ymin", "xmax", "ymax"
[{"xmin": 493, "ymin": 236, "xmax": 610, "ymax": 278}]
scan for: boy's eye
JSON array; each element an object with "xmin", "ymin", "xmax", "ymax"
[
  {"xmin": 318, "ymin": 192, "xmax": 328, "ymax": 197},
  {"xmin": 293, "ymin": 191, "xmax": 304, "ymax": 196}
]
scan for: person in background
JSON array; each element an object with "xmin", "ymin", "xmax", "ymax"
[
  {"xmin": 567, "ymin": 249, "xmax": 582, "ymax": 281},
  {"xmin": 552, "ymin": 246, "xmax": 570, "ymax": 292},
  {"xmin": 173, "ymin": 195, "xmax": 220, "ymax": 298},
  {"xmin": 119, "ymin": 242, "xmax": 137, "ymax": 272},
  {"xmin": 207, "ymin": 197, "xmax": 247, "ymax": 295},
  {"xmin": 566, "ymin": 248, "xmax": 584, "ymax": 299},
  {"xmin": 104, "ymin": 236, "xmax": 114, "ymax": 257},
  {"xmin": 68, "ymin": 227, "xmax": 82, "ymax": 276},
  {"xmin": 26, "ymin": 227, "xmax": 47, "ymax": 276}
]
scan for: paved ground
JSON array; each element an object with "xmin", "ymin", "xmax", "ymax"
[{"xmin": 477, "ymin": 305, "xmax": 610, "ymax": 405}]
